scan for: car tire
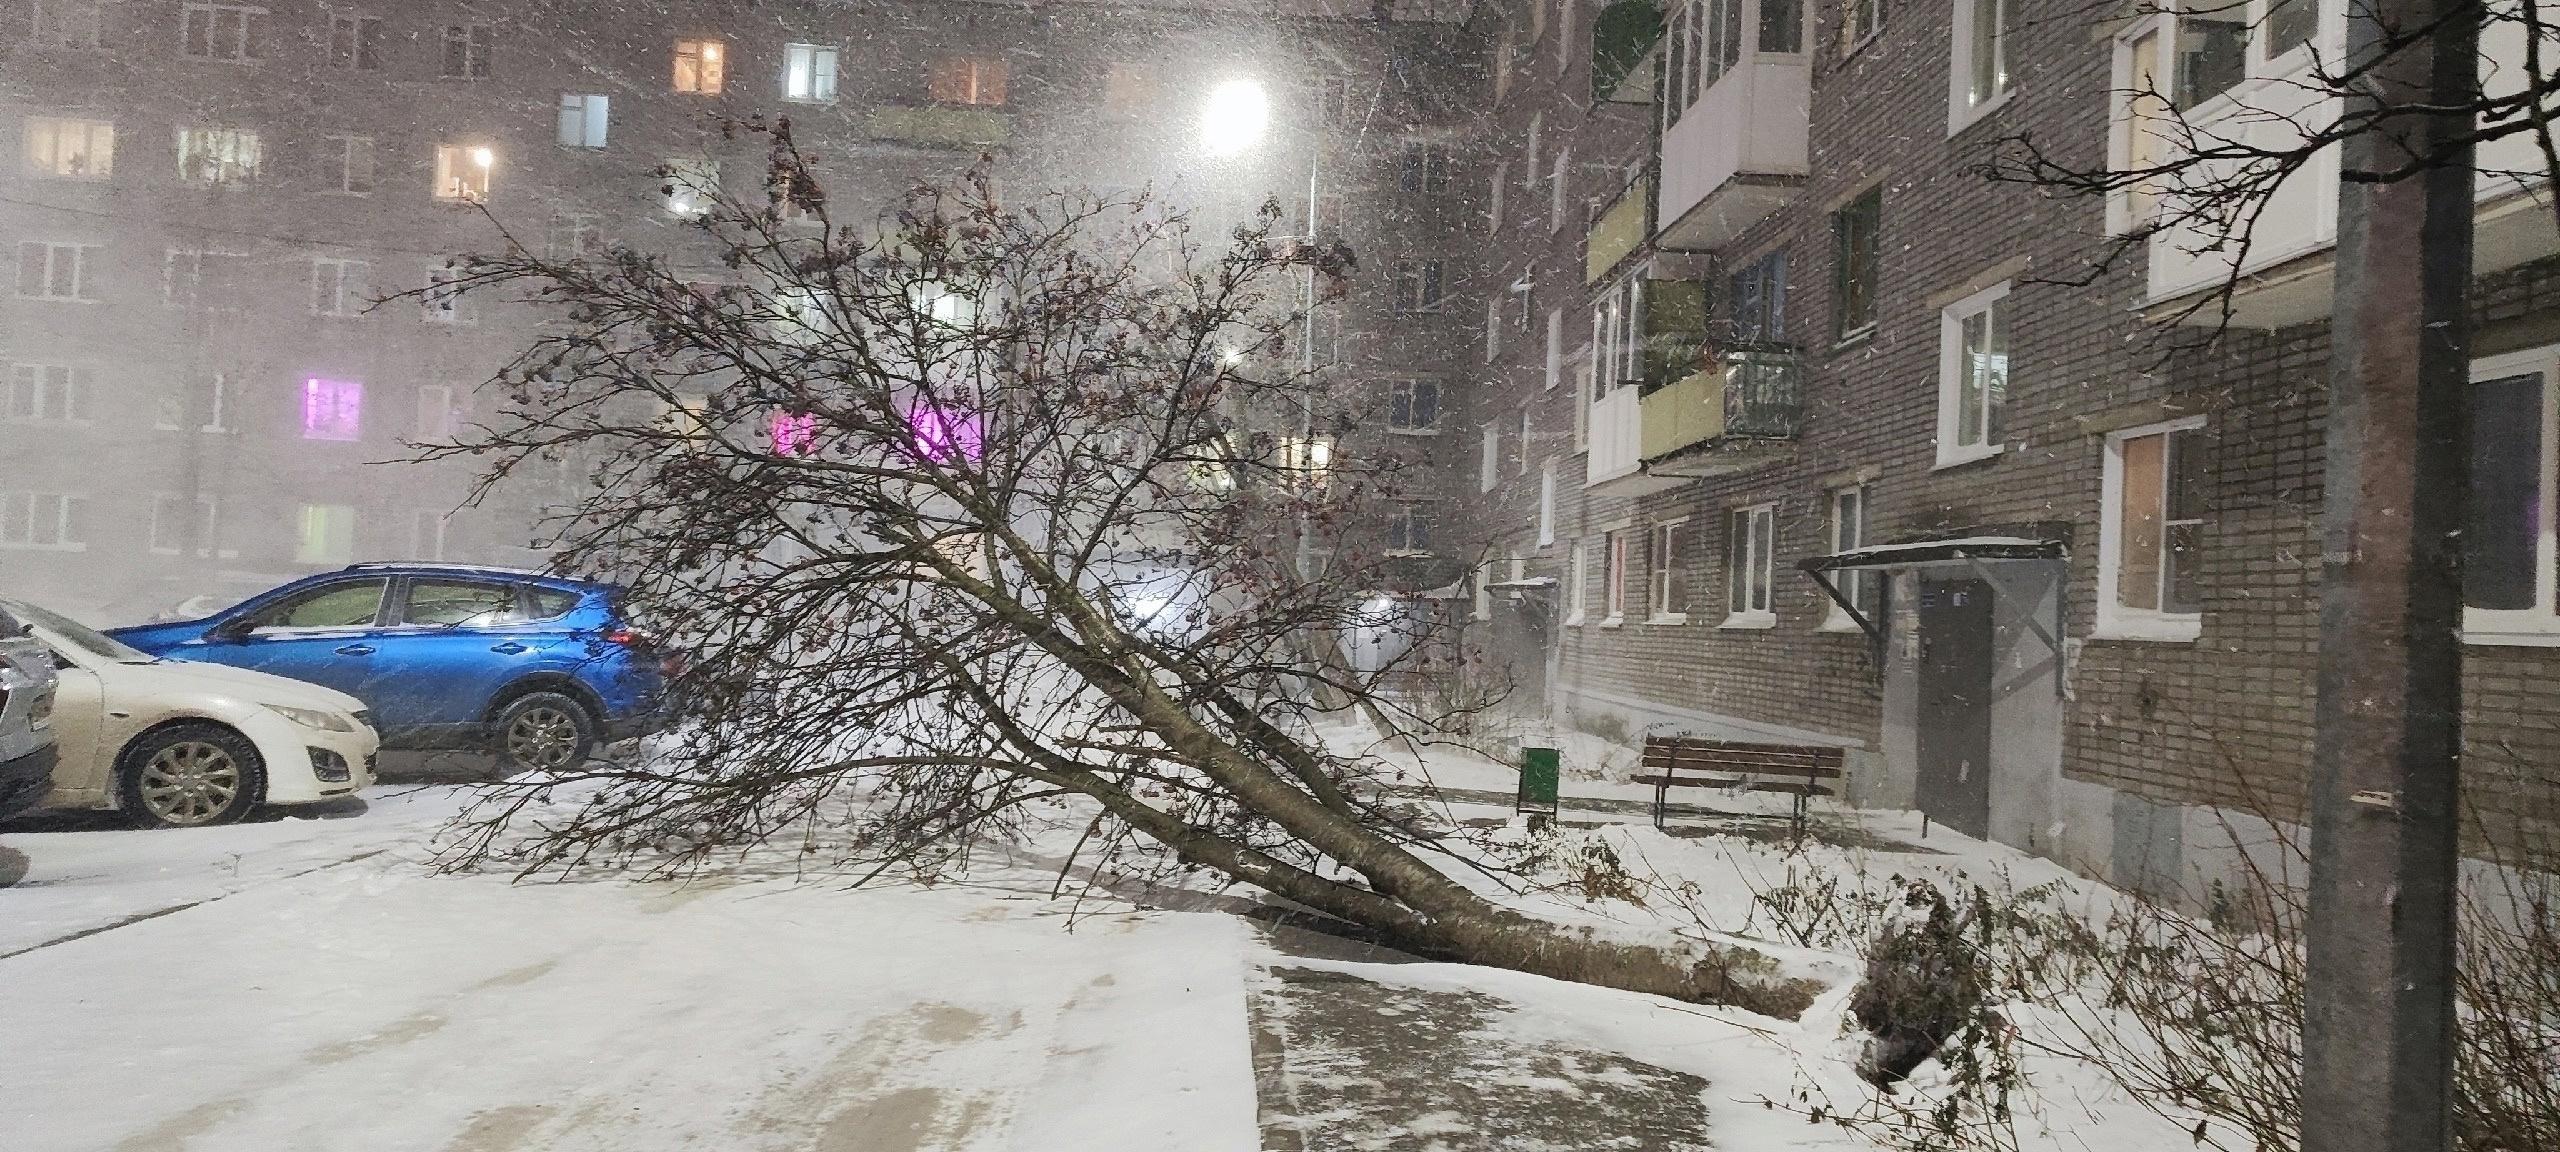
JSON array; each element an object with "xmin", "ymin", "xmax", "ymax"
[
  {"xmin": 491, "ymin": 691, "xmax": 596, "ymax": 777},
  {"xmin": 118, "ymin": 723, "xmax": 264, "ymax": 830}
]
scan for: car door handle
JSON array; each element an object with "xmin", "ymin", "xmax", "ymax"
[
  {"xmin": 335, "ymin": 644, "xmax": 376, "ymax": 656},
  {"xmin": 490, "ymin": 641, "xmax": 529, "ymax": 655}
]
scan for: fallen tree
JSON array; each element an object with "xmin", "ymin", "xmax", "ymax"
[{"xmin": 423, "ymin": 132, "xmax": 1825, "ymax": 1019}]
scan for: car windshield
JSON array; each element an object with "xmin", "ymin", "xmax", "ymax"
[{"xmin": 5, "ymin": 601, "xmax": 158, "ymax": 664}]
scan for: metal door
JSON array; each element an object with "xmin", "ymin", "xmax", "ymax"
[
  {"xmin": 1495, "ymin": 592, "xmax": 1553, "ymax": 709},
  {"xmin": 1917, "ymin": 579, "xmax": 1994, "ymax": 839}
]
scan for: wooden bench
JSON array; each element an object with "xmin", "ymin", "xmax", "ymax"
[{"xmin": 1631, "ymin": 737, "xmax": 1847, "ymax": 835}]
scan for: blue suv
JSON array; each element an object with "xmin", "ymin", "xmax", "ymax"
[{"xmin": 111, "ymin": 564, "xmax": 672, "ymax": 774}]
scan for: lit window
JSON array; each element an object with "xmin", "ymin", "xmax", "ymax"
[
  {"xmin": 311, "ymin": 258, "xmax": 369, "ymax": 317},
  {"xmin": 4, "ymin": 363, "xmax": 95, "ymax": 424},
  {"xmin": 1648, "ymin": 520, "xmax": 1688, "ymax": 621},
  {"xmin": 909, "ymin": 403, "xmax": 983, "ymax": 463},
  {"xmin": 416, "ymin": 384, "xmax": 462, "ymax": 441},
  {"xmin": 150, "ymin": 493, "xmax": 226, "ymax": 557},
  {"xmin": 442, "ymin": 23, "xmax": 493, "ymax": 78},
  {"xmin": 673, "ymin": 38, "xmax": 725, "ymax": 94},
  {"xmin": 1386, "ymin": 504, "xmax": 1433, "ymax": 554},
  {"xmin": 928, "ymin": 55, "xmax": 1008, "ymax": 105},
  {"xmin": 22, "ymin": 116, "xmax": 113, "ymax": 179},
  {"xmin": 423, "ymin": 263, "xmax": 476, "ymax": 325},
  {"xmin": 1387, "ymin": 379, "xmax": 1440, "ymax": 431},
  {"xmin": 1279, "ymin": 435, "xmax": 1333, "ymax": 482},
  {"xmin": 556, "ymin": 94, "xmax": 609, "ymax": 149},
  {"xmin": 1724, "ymin": 504, "xmax": 1775, "ymax": 625},
  {"xmin": 784, "ymin": 43, "xmax": 839, "ymax": 102},
  {"xmin": 176, "ymin": 126, "xmax": 260, "ymax": 185},
  {"xmin": 295, "ymin": 504, "xmax": 356, "ymax": 565},
  {"xmin": 662, "ymin": 158, "xmax": 718, "ymax": 216},
  {"xmin": 2100, "ymin": 418, "xmax": 2208, "ymax": 640},
  {"xmin": 32, "ymin": 2, "xmax": 106, "ymax": 49},
  {"xmin": 770, "ymin": 410, "xmax": 818, "ymax": 456},
  {"xmin": 302, "ymin": 378, "xmax": 363, "ymax": 441},
  {"xmin": 328, "ymin": 14, "xmax": 382, "ymax": 70},
  {"xmin": 1392, "ymin": 259, "xmax": 1444, "ymax": 314},
  {"xmin": 433, "ymin": 144, "xmax": 494, "ymax": 202},
  {"xmin": 15, "ymin": 241, "xmax": 98, "ymax": 301},
  {"xmin": 1936, "ymin": 281, "xmax": 2010, "ymax": 466},
  {"xmin": 0, "ymin": 492, "xmax": 86, "ymax": 550},
  {"xmin": 328, "ymin": 134, "xmax": 375, "ymax": 193},
  {"xmin": 181, "ymin": 3, "xmax": 264, "ymax": 61},
  {"xmin": 1824, "ymin": 485, "xmax": 1873, "ymax": 628},
  {"xmin": 1950, "ymin": 0, "xmax": 2011, "ymax": 127}
]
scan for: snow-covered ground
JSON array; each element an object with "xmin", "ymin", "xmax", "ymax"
[{"xmin": 1, "ymin": 744, "xmax": 2196, "ymax": 1152}]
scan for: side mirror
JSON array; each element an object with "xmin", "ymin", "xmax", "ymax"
[{"xmin": 206, "ymin": 616, "xmax": 258, "ymax": 643}]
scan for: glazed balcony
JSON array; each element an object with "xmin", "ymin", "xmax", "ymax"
[
  {"xmin": 1637, "ymin": 348, "xmax": 1801, "ymax": 476},
  {"xmin": 1651, "ymin": 0, "xmax": 1809, "ymax": 252}
]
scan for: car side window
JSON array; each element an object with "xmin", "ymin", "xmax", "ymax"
[
  {"xmin": 524, "ymin": 588, "xmax": 581, "ymax": 620},
  {"xmin": 402, "ymin": 580, "xmax": 525, "ymax": 628},
  {"xmin": 253, "ymin": 580, "xmax": 389, "ymax": 631}
]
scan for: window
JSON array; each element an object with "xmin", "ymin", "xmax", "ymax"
[
  {"xmin": 1486, "ymin": 297, "xmax": 1503, "ymax": 362},
  {"xmin": 1312, "ymin": 73, "xmax": 1352, "ymax": 125},
  {"xmin": 1659, "ymin": 0, "xmax": 1747, "ymax": 127},
  {"xmin": 22, "ymin": 116, "xmax": 112, "ymax": 179},
  {"xmin": 158, "ymin": 374, "xmax": 233, "ymax": 432},
  {"xmin": 1387, "ymin": 379, "xmax": 1440, "ymax": 431},
  {"xmin": 662, "ymin": 158, "xmax": 718, "ymax": 216},
  {"xmin": 545, "ymin": 210, "xmax": 601, "ymax": 259},
  {"xmin": 433, "ymin": 143, "xmax": 493, "ymax": 202},
  {"xmin": 1832, "ymin": 189, "xmax": 1881, "ymax": 340},
  {"xmin": 164, "ymin": 249, "xmax": 246, "ymax": 309},
  {"xmin": 1573, "ymin": 364, "xmax": 1592, "ymax": 449},
  {"xmin": 1566, "ymin": 541, "xmax": 1588, "ymax": 624},
  {"xmin": 1950, "ymin": 0, "xmax": 2011, "ymax": 128},
  {"xmin": 2461, "ymin": 347, "xmax": 2560, "ymax": 643},
  {"xmin": 442, "ymin": 23, "xmax": 493, "ymax": 78},
  {"xmin": 417, "ymin": 384, "xmax": 462, "ymax": 441},
  {"xmin": 1603, "ymin": 530, "xmax": 1629, "ymax": 622},
  {"xmin": 301, "ymin": 377, "xmax": 363, "ymax": 441},
  {"xmin": 1526, "ymin": 112, "xmax": 1543, "ymax": 180},
  {"xmin": 32, "ymin": 2, "xmax": 105, "ymax": 49},
  {"xmin": 673, "ymin": 38, "xmax": 725, "ymax": 94},
  {"xmin": 1489, "ymin": 162, "xmax": 1508, "ymax": 233},
  {"xmin": 1397, "ymin": 141, "xmax": 1449, "ymax": 193},
  {"xmin": 1725, "ymin": 504, "xmax": 1776, "ymax": 625},
  {"xmin": 1279, "ymin": 435, "xmax": 1333, "ymax": 482},
  {"xmin": 929, "ymin": 56, "xmax": 1008, "ymax": 105},
  {"xmin": 1824, "ymin": 486, "xmax": 1873, "ymax": 628},
  {"xmin": 557, "ymin": 94, "xmax": 609, "ymax": 149},
  {"xmin": 1548, "ymin": 146, "xmax": 1569, "ymax": 233},
  {"xmin": 1591, "ymin": 275, "xmax": 1645, "ymax": 394},
  {"xmin": 1516, "ymin": 407, "xmax": 1532, "ymax": 475},
  {"xmin": 1648, "ymin": 521, "xmax": 1689, "ymax": 622},
  {"xmin": 2173, "ymin": 2, "xmax": 2249, "ymax": 109},
  {"xmin": 1840, "ymin": 0, "xmax": 1884, "ymax": 51},
  {"xmin": 150, "ymin": 494, "xmax": 226, "ymax": 557},
  {"xmin": 328, "ymin": 134, "xmax": 375, "ymax": 193},
  {"xmin": 2100, "ymin": 418, "xmax": 2208, "ymax": 640},
  {"xmin": 2110, "ymin": 23, "xmax": 2174, "ymax": 233},
  {"xmin": 1475, "ymin": 560, "xmax": 1494, "ymax": 621},
  {"xmin": 16, "ymin": 242, "xmax": 97, "ymax": 301},
  {"xmin": 1311, "ymin": 307, "xmax": 1345, "ymax": 369},
  {"xmin": 412, "ymin": 510, "xmax": 451, "ymax": 561},
  {"xmin": 1386, "ymin": 504, "xmax": 1433, "ymax": 554},
  {"xmin": 1392, "ymin": 259, "xmax": 1444, "ymax": 314},
  {"xmin": 1936, "ymin": 281, "xmax": 2010, "ymax": 466},
  {"xmin": 424, "ymin": 263, "xmax": 476, "ymax": 325},
  {"xmin": 1479, "ymin": 424, "xmax": 1500, "ymax": 491},
  {"xmin": 1730, "ymin": 250, "xmax": 1789, "ymax": 343},
  {"xmin": 176, "ymin": 126, "xmax": 259, "ymax": 185},
  {"xmin": 181, "ymin": 3, "xmax": 264, "ymax": 61},
  {"xmin": 1544, "ymin": 308, "xmax": 1564, "ymax": 390},
  {"xmin": 0, "ymin": 493, "xmax": 85, "ymax": 550},
  {"xmin": 328, "ymin": 14, "xmax": 382, "ymax": 70},
  {"xmin": 401, "ymin": 580, "xmax": 523, "ymax": 628},
  {"xmin": 311, "ymin": 258, "xmax": 369, "ymax": 317},
  {"xmin": 293, "ymin": 506, "xmax": 358, "ymax": 566},
  {"xmin": 785, "ymin": 43, "xmax": 839, "ymax": 102},
  {"xmin": 2263, "ymin": 0, "xmax": 2317, "ymax": 58},
  {"xmin": 5, "ymin": 363, "xmax": 95, "ymax": 424},
  {"xmin": 1538, "ymin": 460, "xmax": 1558, "ymax": 546}
]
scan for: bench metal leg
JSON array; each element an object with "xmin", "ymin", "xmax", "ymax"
[{"xmin": 1654, "ymin": 777, "xmax": 1668, "ymax": 832}]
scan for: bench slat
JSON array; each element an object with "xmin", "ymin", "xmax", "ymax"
[{"xmin": 1630, "ymin": 774, "xmax": 1838, "ymax": 797}]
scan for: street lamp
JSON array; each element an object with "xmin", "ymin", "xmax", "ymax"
[{"xmin": 1200, "ymin": 79, "xmax": 1269, "ymax": 157}]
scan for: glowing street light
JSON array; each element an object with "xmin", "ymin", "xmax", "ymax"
[{"xmin": 1200, "ymin": 79, "xmax": 1269, "ymax": 157}]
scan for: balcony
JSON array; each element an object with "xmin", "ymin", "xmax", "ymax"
[
  {"xmin": 1585, "ymin": 173, "xmax": 1653, "ymax": 283},
  {"xmin": 1637, "ymin": 349, "xmax": 1801, "ymax": 476},
  {"xmin": 1651, "ymin": 0, "xmax": 1809, "ymax": 252},
  {"xmin": 1591, "ymin": 0, "xmax": 1662, "ymax": 103},
  {"xmin": 867, "ymin": 105, "xmax": 1013, "ymax": 149},
  {"xmin": 2143, "ymin": 15, "xmax": 2560, "ymax": 326}
]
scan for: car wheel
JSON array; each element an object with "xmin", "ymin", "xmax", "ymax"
[
  {"xmin": 493, "ymin": 691, "xmax": 595, "ymax": 776},
  {"xmin": 119, "ymin": 723, "xmax": 264, "ymax": 829}
]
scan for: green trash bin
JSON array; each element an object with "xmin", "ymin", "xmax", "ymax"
[{"xmin": 1517, "ymin": 747, "xmax": 1561, "ymax": 822}]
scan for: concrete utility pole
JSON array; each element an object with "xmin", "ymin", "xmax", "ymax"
[{"xmin": 2302, "ymin": 0, "xmax": 2482, "ymax": 1147}]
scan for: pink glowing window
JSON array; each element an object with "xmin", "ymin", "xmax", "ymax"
[
  {"xmin": 302, "ymin": 377, "xmax": 363, "ymax": 441},
  {"xmin": 770, "ymin": 410, "xmax": 818, "ymax": 456},
  {"xmin": 909, "ymin": 403, "xmax": 982, "ymax": 463}
]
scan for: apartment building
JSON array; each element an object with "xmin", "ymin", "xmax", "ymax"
[
  {"xmin": 0, "ymin": 0, "xmax": 1479, "ymax": 621},
  {"xmin": 1457, "ymin": 0, "xmax": 2560, "ymax": 892}
]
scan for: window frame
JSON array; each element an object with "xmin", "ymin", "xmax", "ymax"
[
  {"xmin": 1391, "ymin": 258, "xmax": 1445, "ymax": 315},
  {"xmin": 1935, "ymin": 280, "xmax": 2012, "ymax": 468},
  {"xmin": 673, "ymin": 37, "xmax": 726, "ymax": 95},
  {"xmin": 22, "ymin": 115, "xmax": 113, "ymax": 180},
  {"xmin": 16, "ymin": 241, "xmax": 98, "ymax": 302},
  {"xmin": 1479, "ymin": 423, "xmax": 1500, "ymax": 491},
  {"xmin": 1566, "ymin": 540, "xmax": 1588, "ymax": 625},
  {"xmin": 2096, "ymin": 415, "xmax": 2209, "ymax": 642},
  {"xmin": 327, "ymin": 12, "xmax": 383, "ymax": 70},
  {"xmin": 149, "ymin": 492, "xmax": 230, "ymax": 558},
  {"xmin": 180, "ymin": 3, "xmax": 264, "ymax": 62},
  {"xmin": 4, "ymin": 362, "xmax": 95, "ymax": 425},
  {"xmin": 1602, "ymin": 528, "xmax": 1630, "ymax": 625},
  {"xmin": 1830, "ymin": 188, "xmax": 1881, "ymax": 343},
  {"xmin": 1386, "ymin": 378, "xmax": 1441, "ymax": 433},
  {"xmin": 441, "ymin": 21, "xmax": 494, "ymax": 79},
  {"xmin": 1647, "ymin": 518, "xmax": 1690, "ymax": 624},
  {"xmin": 1723, "ymin": 503, "xmax": 1778, "ymax": 628},
  {"xmin": 1537, "ymin": 459, "xmax": 1558, "ymax": 546},
  {"xmin": 2464, "ymin": 345, "xmax": 2560, "ymax": 644},
  {"xmin": 1821, "ymin": 485, "xmax": 1872, "ymax": 631},
  {"xmin": 0, "ymin": 491, "xmax": 87, "ymax": 551},
  {"xmin": 1386, "ymin": 503, "xmax": 1433, "ymax": 556},
  {"xmin": 556, "ymin": 93, "xmax": 610, "ymax": 149},
  {"xmin": 327, "ymin": 133, "xmax": 375, "ymax": 194},
  {"xmin": 32, "ymin": 1, "xmax": 107, "ymax": 50},
  {"xmin": 310, "ymin": 257, "xmax": 369, "ymax": 318},
  {"xmin": 432, "ymin": 142, "xmax": 493, "ymax": 202},
  {"xmin": 176, "ymin": 124, "xmax": 260, "ymax": 186},
  {"xmin": 1946, "ymin": 0, "xmax": 2013, "ymax": 134},
  {"xmin": 784, "ymin": 42, "xmax": 840, "ymax": 103}
]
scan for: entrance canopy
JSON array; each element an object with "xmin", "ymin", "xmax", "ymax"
[{"xmin": 1800, "ymin": 536, "xmax": 2066, "ymax": 574}]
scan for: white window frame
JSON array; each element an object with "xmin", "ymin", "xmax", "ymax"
[
  {"xmin": 22, "ymin": 115, "xmax": 113, "ymax": 179},
  {"xmin": 433, "ymin": 143, "xmax": 494, "ymax": 202},
  {"xmin": 5, "ymin": 363, "xmax": 94, "ymax": 424},
  {"xmin": 1723, "ymin": 503, "xmax": 1777, "ymax": 628},
  {"xmin": 1647, "ymin": 518, "xmax": 1689, "ymax": 624},
  {"xmin": 1386, "ymin": 503, "xmax": 1432, "ymax": 556},
  {"xmin": 784, "ymin": 43, "xmax": 839, "ymax": 102},
  {"xmin": 327, "ymin": 134, "xmax": 375, "ymax": 193},
  {"xmin": 1489, "ymin": 161, "xmax": 1507, "ymax": 233},
  {"xmin": 2096, "ymin": 415, "xmax": 2208, "ymax": 642},
  {"xmin": 32, "ymin": 2, "xmax": 106, "ymax": 49},
  {"xmin": 1393, "ymin": 258, "xmax": 1444, "ymax": 314},
  {"xmin": 1573, "ymin": 362, "xmax": 1593, "ymax": 450},
  {"xmin": 673, "ymin": 37, "xmax": 726, "ymax": 94},
  {"xmin": 1947, "ymin": 0, "xmax": 2012, "ymax": 134},
  {"xmin": 1474, "ymin": 559, "xmax": 1494, "ymax": 621},
  {"xmin": 1601, "ymin": 527, "xmax": 1630, "ymax": 625},
  {"xmin": 1479, "ymin": 423, "xmax": 1500, "ymax": 491},
  {"xmin": 1820, "ymin": 484, "xmax": 1872, "ymax": 631},
  {"xmin": 1537, "ymin": 458, "xmax": 1557, "ymax": 546},
  {"xmin": 0, "ymin": 492, "xmax": 87, "ymax": 551},
  {"xmin": 16, "ymin": 241, "xmax": 97, "ymax": 301},
  {"xmin": 1548, "ymin": 146, "xmax": 1570, "ymax": 233},
  {"xmin": 2464, "ymin": 345, "xmax": 2560, "ymax": 644},
  {"xmin": 423, "ymin": 263, "xmax": 477, "ymax": 325},
  {"xmin": 1485, "ymin": 297, "xmax": 1503, "ymax": 361},
  {"xmin": 2106, "ymin": 16, "xmax": 2174, "ymax": 237},
  {"xmin": 180, "ymin": 3, "xmax": 264, "ymax": 62},
  {"xmin": 1591, "ymin": 274, "xmax": 1645, "ymax": 395},
  {"xmin": 1515, "ymin": 407, "xmax": 1533, "ymax": 475},
  {"xmin": 150, "ymin": 492, "xmax": 231, "ymax": 557},
  {"xmin": 1386, "ymin": 378, "xmax": 1440, "ymax": 433},
  {"xmin": 1566, "ymin": 540, "xmax": 1588, "ymax": 625},
  {"xmin": 557, "ymin": 93, "xmax": 609, "ymax": 149},
  {"xmin": 176, "ymin": 125, "xmax": 260, "ymax": 186},
  {"xmin": 417, "ymin": 384, "xmax": 463, "ymax": 441},
  {"xmin": 1543, "ymin": 308, "xmax": 1564, "ymax": 390},
  {"xmin": 663, "ymin": 158, "xmax": 718, "ymax": 216},
  {"xmin": 1935, "ymin": 281, "xmax": 2011, "ymax": 468},
  {"xmin": 412, "ymin": 510, "xmax": 452, "ymax": 561},
  {"xmin": 310, "ymin": 257, "xmax": 368, "ymax": 317}
]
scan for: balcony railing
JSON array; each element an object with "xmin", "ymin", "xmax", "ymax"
[
  {"xmin": 1585, "ymin": 173, "xmax": 1653, "ymax": 284},
  {"xmin": 1639, "ymin": 348, "xmax": 1801, "ymax": 462},
  {"xmin": 867, "ymin": 105, "xmax": 1013, "ymax": 148}
]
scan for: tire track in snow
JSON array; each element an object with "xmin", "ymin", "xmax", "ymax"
[{"xmin": 0, "ymin": 847, "xmax": 388, "ymax": 961}]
